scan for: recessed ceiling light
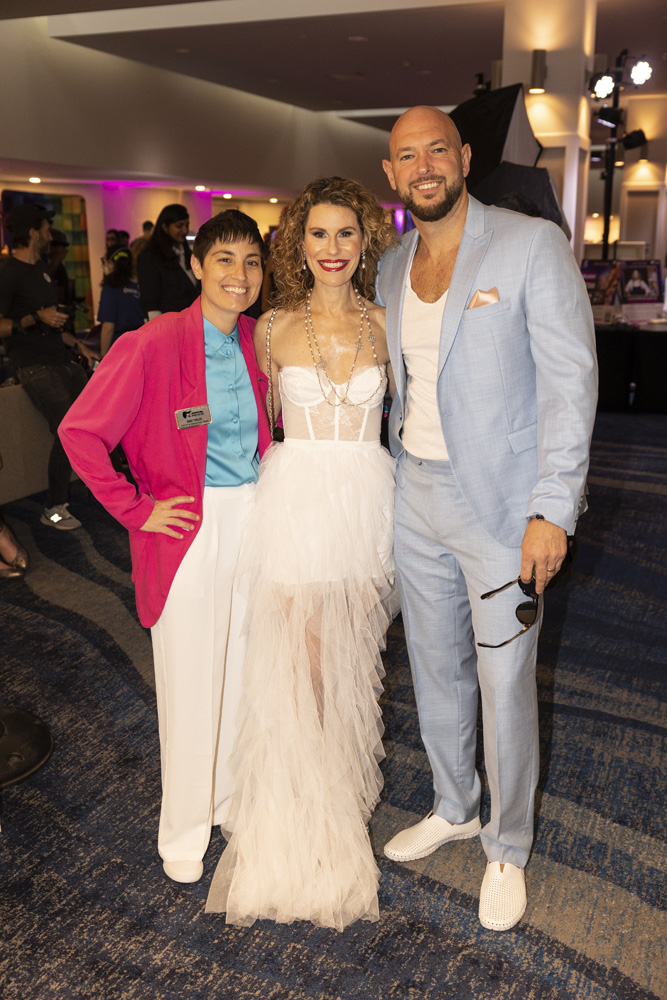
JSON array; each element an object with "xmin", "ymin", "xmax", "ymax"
[
  {"xmin": 416, "ymin": 69, "xmax": 432, "ymax": 76},
  {"xmin": 176, "ymin": 48, "xmax": 190, "ymax": 54},
  {"xmin": 348, "ymin": 35, "xmax": 368, "ymax": 42},
  {"xmin": 29, "ymin": 177, "xmax": 41, "ymax": 184},
  {"xmin": 223, "ymin": 193, "xmax": 233, "ymax": 200},
  {"xmin": 195, "ymin": 185, "xmax": 206, "ymax": 191},
  {"xmin": 269, "ymin": 198, "xmax": 278, "ymax": 204}
]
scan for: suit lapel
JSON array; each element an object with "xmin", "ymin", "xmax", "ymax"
[
  {"xmin": 177, "ymin": 299, "xmax": 208, "ymax": 485},
  {"xmin": 438, "ymin": 197, "xmax": 493, "ymax": 377},
  {"xmin": 385, "ymin": 231, "xmax": 418, "ymax": 402}
]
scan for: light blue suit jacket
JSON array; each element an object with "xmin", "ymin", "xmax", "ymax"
[{"xmin": 376, "ymin": 196, "xmax": 598, "ymax": 547}]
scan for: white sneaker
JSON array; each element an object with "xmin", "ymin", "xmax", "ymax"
[
  {"xmin": 384, "ymin": 810, "xmax": 481, "ymax": 862},
  {"xmin": 478, "ymin": 861, "xmax": 526, "ymax": 931},
  {"xmin": 163, "ymin": 860, "xmax": 203, "ymax": 883},
  {"xmin": 41, "ymin": 503, "xmax": 82, "ymax": 530}
]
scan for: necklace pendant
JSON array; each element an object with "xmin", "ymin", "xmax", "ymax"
[
  {"xmin": 354, "ymin": 340, "xmax": 363, "ymax": 351},
  {"xmin": 368, "ymin": 334, "xmax": 376, "ymax": 344}
]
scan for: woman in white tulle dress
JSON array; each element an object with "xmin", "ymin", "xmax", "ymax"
[{"xmin": 205, "ymin": 177, "xmax": 400, "ymax": 930}]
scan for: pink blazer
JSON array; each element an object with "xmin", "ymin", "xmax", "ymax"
[{"xmin": 59, "ymin": 299, "xmax": 272, "ymax": 627}]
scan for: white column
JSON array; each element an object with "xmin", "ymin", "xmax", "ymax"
[{"xmin": 502, "ymin": 0, "xmax": 597, "ymax": 260}]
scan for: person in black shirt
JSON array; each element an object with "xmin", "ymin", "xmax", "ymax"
[
  {"xmin": 136, "ymin": 203, "xmax": 199, "ymax": 319},
  {"xmin": 0, "ymin": 203, "xmax": 97, "ymax": 529}
]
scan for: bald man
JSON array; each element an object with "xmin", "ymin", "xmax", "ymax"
[{"xmin": 376, "ymin": 107, "xmax": 597, "ymax": 930}]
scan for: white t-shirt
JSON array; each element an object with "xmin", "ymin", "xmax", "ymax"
[{"xmin": 400, "ymin": 273, "xmax": 449, "ymax": 460}]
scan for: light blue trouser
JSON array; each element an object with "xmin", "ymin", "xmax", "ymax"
[{"xmin": 394, "ymin": 452, "xmax": 541, "ymax": 868}]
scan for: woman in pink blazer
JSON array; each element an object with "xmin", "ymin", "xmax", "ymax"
[{"xmin": 60, "ymin": 210, "xmax": 271, "ymax": 883}]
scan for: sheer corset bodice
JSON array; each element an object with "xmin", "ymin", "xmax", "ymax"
[{"xmin": 279, "ymin": 365, "xmax": 387, "ymax": 443}]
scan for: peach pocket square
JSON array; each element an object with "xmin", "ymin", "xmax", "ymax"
[{"xmin": 468, "ymin": 287, "xmax": 499, "ymax": 309}]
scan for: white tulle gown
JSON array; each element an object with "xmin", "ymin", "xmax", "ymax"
[{"xmin": 205, "ymin": 365, "xmax": 398, "ymax": 930}]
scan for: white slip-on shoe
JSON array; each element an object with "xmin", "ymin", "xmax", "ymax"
[
  {"xmin": 163, "ymin": 860, "xmax": 204, "ymax": 883},
  {"xmin": 384, "ymin": 810, "xmax": 482, "ymax": 862},
  {"xmin": 478, "ymin": 861, "xmax": 526, "ymax": 931}
]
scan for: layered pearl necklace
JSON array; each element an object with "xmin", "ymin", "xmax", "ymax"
[{"xmin": 304, "ymin": 289, "xmax": 384, "ymax": 407}]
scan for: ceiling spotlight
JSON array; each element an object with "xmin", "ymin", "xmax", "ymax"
[
  {"xmin": 269, "ymin": 198, "xmax": 278, "ymax": 204},
  {"xmin": 29, "ymin": 176, "xmax": 41, "ymax": 184},
  {"xmin": 195, "ymin": 185, "xmax": 206, "ymax": 191},
  {"xmin": 597, "ymin": 106, "xmax": 624, "ymax": 128},
  {"xmin": 222, "ymin": 193, "xmax": 233, "ymax": 200},
  {"xmin": 622, "ymin": 128, "xmax": 647, "ymax": 150},
  {"xmin": 590, "ymin": 73, "xmax": 615, "ymax": 100},
  {"xmin": 630, "ymin": 59, "xmax": 652, "ymax": 86}
]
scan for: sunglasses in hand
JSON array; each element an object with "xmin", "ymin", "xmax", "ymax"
[{"xmin": 477, "ymin": 575, "xmax": 539, "ymax": 649}]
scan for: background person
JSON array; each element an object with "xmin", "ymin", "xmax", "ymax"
[
  {"xmin": 97, "ymin": 245, "xmax": 144, "ymax": 357},
  {"xmin": 136, "ymin": 204, "xmax": 199, "ymax": 319},
  {"xmin": 59, "ymin": 210, "xmax": 271, "ymax": 884},
  {"xmin": 0, "ymin": 203, "xmax": 97, "ymax": 531}
]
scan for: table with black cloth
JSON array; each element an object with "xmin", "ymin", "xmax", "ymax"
[{"xmin": 595, "ymin": 323, "xmax": 667, "ymax": 414}]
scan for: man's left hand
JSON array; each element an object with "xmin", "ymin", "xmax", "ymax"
[{"xmin": 520, "ymin": 518, "xmax": 568, "ymax": 595}]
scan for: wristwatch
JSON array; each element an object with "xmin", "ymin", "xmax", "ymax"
[{"xmin": 528, "ymin": 514, "xmax": 545, "ymax": 521}]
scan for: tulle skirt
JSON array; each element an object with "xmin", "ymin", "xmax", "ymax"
[{"xmin": 205, "ymin": 438, "xmax": 398, "ymax": 929}]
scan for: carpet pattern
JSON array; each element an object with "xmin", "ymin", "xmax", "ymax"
[{"xmin": 1, "ymin": 412, "xmax": 666, "ymax": 999}]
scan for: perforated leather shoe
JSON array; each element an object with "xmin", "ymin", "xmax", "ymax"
[
  {"xmin": 384, "ymin": 811, "xmax": 481, "ymax": 862},
  {"xmin": 478, "ymin": 861, "xmax": 526, "ymax": 931}
]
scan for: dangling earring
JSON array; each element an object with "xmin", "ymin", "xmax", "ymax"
[
  {"xmin": 360, "ymin": 249, "xmax": 366, "ymax": 270},
  {"xmin": 302, "ymin": 249, "xmax": 307, "ymax": 271}
]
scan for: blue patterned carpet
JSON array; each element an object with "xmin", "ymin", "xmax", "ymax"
[{"xmin": 1, "ymin": 412, "xmax": 666, "ymax": 1000}]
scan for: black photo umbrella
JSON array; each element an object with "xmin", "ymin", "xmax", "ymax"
[
  {"xmin": 470, "ymin": 161, "xmax": 565, "ymax": 227},
  {"xmin": 450, "ymin": 83, "xmax": 541, "ymax": 190}
]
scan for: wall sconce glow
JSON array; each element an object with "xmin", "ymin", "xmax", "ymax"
[
  {"xmin": 528, "ymin": 49, "xmax": 546, "ymax": 94},
  {"xmin": 639, "ymin": 143, "xmax": 649, "ymax": 162},
  {"xmin": 195, "ymin": 185, "xmax": 206, "ymax": 191},
  {"xmin": 591, "ymin": 73, "xmax": 615, "ymax": 100},
  {"xmin": 630, "ymin": 60, "xmax": 652, "ymax": 86},
  {"xmin": 592, "ymin": 213, "xmax": 599, "ymax": 219},
  {"xmin": 269, "ymin": 198, "xmax": 278, "ymax": 204},
  {"xmin": 29, "ymin": 177, "xmax": 41, "ymax": 184},
  {"xmin": 222, "ymin": 193, "xmax": 233, "ymax": 200}
]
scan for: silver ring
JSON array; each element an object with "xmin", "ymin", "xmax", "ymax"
[{"xmin": 546, "ymin": 567, "xmax": 556, "ymax": 572}]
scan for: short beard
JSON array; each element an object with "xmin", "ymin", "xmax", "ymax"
[{"xmin": 401, "ymin": 173, "xmax": 465, "ymax": 223}]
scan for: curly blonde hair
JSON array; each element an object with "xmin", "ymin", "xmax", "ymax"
[{"xmin": 271, "ymin": 177, "xmax": 399, "ymax": 310}]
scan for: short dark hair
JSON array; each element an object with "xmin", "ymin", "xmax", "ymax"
[{"xmin": 192, "ymin": 210, "xmax": 264, "ymax": 265}]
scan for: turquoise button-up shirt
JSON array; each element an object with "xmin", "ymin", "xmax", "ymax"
[{"xmin": 203, "ymin": 317, "xmax": 259, "ymax": 487}]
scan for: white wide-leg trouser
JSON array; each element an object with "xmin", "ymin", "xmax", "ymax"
[{"xmin": 150, "ymin": 483, "xmax": 255, "ymax": 864}]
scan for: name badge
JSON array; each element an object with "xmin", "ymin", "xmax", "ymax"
[{"xmin": 175, "ymin": 404, "xmax": 212, "ymax": 429}]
